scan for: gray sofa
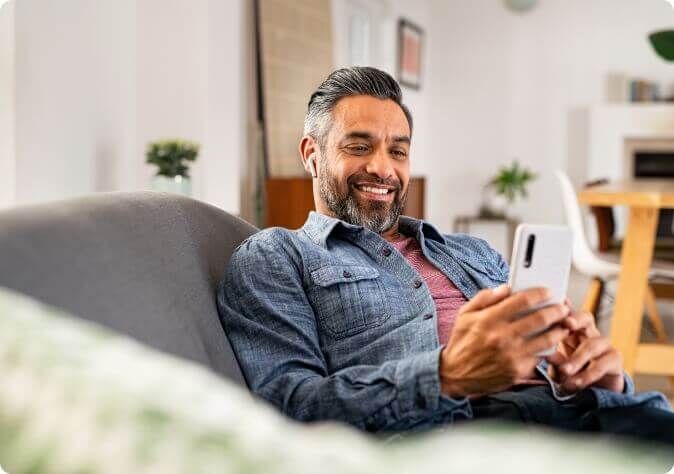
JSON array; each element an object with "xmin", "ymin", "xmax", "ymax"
[{"xmin": 0, "ymin": 191, "xmax": 257, "ymax": 385}]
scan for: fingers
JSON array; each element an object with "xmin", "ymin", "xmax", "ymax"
[
  {"xmin": 558, "ymin": 336, "xmax": 612, "ymax": 378},
  {"xmin": 564, "ymin": 296, "xmax": 574, "ymax": 308},
  {"xmin": 546, "ymin": 347, "xmax": 569, "ymax": 367},
  {"xmin": 459, "ymin": 284, "xmax": 510, "ymax": 314},
  {"xmin": 522, "ymin": 326, "xmax": 570, "ymax": 356},
  {"xmin": 484, "ymin": 287, "xmax": 552, "ymax": 323},
  {"xmin": 560, "ymin": 348, "xmax": 623, "ymax": 392},
  {"xmin": 508, "ymin": 303, "xmax": 570, "ymax": 338},
  {"xmin": 561, "ymin": 310, "xmax": 600, "ymax": 338},
  {"xmin": 561, "ymin": 310, "xmax": 593, "ymax": 331}
]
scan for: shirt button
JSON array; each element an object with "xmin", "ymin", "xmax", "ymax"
[
  {"xmin": 413, "ymin": 279, "xmax": 423, "ymax": 289},
  {"xmin": 343, "ymin": 270, "xmax": 352, "ymax": 278},
  {"xmin": 382, "ymin": 248, "xmax": 392, "ymax": 257},
  {"xmin": 423, "ymin": 313, "xmax": 434, "ymax": 320}
]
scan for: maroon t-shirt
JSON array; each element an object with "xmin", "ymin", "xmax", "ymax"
[
  {"xmin": 390, "ymin": 234, "xmax": 545, "ymax": 389},
  {"xmin": 390, "ymin": 235, "xmax": 466, "ymax": 345}
]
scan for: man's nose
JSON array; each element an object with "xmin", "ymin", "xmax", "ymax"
[{"xmin": 364, "ymin": 148, "xmax": 394, "ymax": 180}]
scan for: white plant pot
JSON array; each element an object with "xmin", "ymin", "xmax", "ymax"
[
  {"xmin": 151, "ymin": 175, "xmax": 191, "ymax": 196},
  {"xmin": 482, "ymin": 186, "xmax": 509, "ymax": 217}
]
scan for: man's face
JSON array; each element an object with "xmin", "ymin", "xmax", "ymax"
[{"xmin": 316, "ymin": 95, "xmax": 411, "ymax": 234}]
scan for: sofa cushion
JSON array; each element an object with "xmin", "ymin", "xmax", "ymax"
[
  {"xmin": 0, "ymin": 286, "xmax": 671, "ymax": 474},
  {"xmin": 0, "ymin": 192, "xmax": 257, "ymax": 384}
]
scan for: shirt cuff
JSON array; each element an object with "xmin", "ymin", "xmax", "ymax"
[
  {"xmin": 396, "ymin": 345, "xmax": 470, "ymax": 416},
  {"xmin": 428, "ymin": 345, "xmax": 470, "ymax": 409}
]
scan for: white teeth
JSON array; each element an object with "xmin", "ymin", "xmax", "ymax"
[{"xmin": 360, "ymin": 186, "xmax": 389, "ymax": 195}]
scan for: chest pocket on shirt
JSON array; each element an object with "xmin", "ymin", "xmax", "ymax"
[{"xmin": 310, "ymin": 265, "xmax": 389, "ymax": 339}]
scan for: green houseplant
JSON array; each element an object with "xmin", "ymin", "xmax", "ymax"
[
  {"xmin": 146, "ymin": 139, "xmax": 199, "ymax": 196},
  {"xmin": 480, "ymin": 161, "xmax": 537, "ymax": 218},
  {"xmin": 649, "ymin": 30, "xmax": 674, "ymax": 61}
]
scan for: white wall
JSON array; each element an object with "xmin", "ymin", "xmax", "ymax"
[
  {"xmin": 0, "ymin": 1, "xmax": 14, "ymax": 208},
  {"xmin": 5, "ymin": 0, "xmax": 246, "ymax": 214},
  {"xmin": 203, "ymin": 0, "xmax": 245, "ymax": 214},
  {"xmin": 14, "ymin": 0, "xmax": 97, "ymax": 204},
  {"xmin": 136, "ymin": 0, "xmax": 209, "ymax": 195},
  {"xmin": 94, "ymin": 0, "xmax": 137, "ymax": 193},
  {"xmin": 427, "ymin": 0, "xmax": 674, "ymax": 232}
]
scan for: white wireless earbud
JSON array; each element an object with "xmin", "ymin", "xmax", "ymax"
[{"xmin": 307, "ymin": 155, "xmax": 317, "ymax": 178}]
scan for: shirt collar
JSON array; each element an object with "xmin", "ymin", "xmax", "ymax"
[
  {"xmin": 398, "ymin": 215, "xmax": 446, "ymax": 244},
  {"xmin": 302, "ymin": 211, "xmax": 446, "ymax": 247}
]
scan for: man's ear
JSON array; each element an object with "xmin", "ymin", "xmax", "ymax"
[{"xmin": 299, "ymin": 135, "xmax": 320, "ymax": 178}]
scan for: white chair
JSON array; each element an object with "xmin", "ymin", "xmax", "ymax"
[{"xmin": 555, "ymin": 169, "xmax": 674, "ymax": 351}]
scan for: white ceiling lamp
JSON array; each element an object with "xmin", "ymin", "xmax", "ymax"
[{"xmin": 504, "ymin": 0, "xmax": 538, "ymax": 13}]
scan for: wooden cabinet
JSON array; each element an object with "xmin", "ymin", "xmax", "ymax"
[
  {"xmin": 265, "ymin": 176, "xmax": 426, "ymax": 229},
  {"xmin": 265, "ymin": 178, "xmax": 315, "ymax": 230}
]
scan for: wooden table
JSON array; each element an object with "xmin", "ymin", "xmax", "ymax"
[{"xmin": 578, "ymin": 180, "xmax": 674, "ymax": 377}]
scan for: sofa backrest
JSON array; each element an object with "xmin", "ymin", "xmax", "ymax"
[{"xmin": 0, "ymin": 191, "xmax": 258, "ymax": 385}]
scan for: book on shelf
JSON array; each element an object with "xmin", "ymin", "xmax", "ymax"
[{"xmin": 606, "ymin": 73, "xmax": 670, "ymax": 103}]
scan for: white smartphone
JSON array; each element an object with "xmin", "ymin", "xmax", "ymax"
[{"xmin": 507, "ymin": 224, "xmax": 573, "ymax": 356}]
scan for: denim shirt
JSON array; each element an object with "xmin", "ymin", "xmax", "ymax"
[{"xmin": 217, "ymin": 211, "xmax": 671, "ymax": 433}]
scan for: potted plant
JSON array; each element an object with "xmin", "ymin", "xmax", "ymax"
[
  {"xmin": 480, "ymin": 161, "xmax": 537, "ymax": 218},
  {"xmin": 146, "ymin": 139, "xmax": 199, "ymax": 196}
]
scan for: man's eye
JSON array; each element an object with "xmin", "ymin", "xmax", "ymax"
[
  {"xmin": 347, "ymin": 145, "xmax": 369, "ymax": 154},
  {"xmin": 391, "ymin": 149, "xmax": 408, "ymax": 159}
]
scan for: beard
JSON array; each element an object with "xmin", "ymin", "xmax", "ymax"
[{"xmin": 318, "ymin": 164, "xmax": 407, "ymax": 234}]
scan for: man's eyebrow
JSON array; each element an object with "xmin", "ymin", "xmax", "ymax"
[
  {"xmin": 342, "ymin": 131, "xmax": 375, "ymax": 141},
  {"xmin": 391, "ymin": 135, "xmax": 411, "ymax": 145},
  {"xmin": 341, "ymin": 131, "xmax": 411, "ymax": 144}
]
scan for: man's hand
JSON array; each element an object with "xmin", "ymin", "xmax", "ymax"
[
  {"xmin": 439, "ymin": 285, "xmax": 570, "ymax": 397},
  {"xmin": 546, "ymin": 300, "xmax": 625, "ymax": 393}
]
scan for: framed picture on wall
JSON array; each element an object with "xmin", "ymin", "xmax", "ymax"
[{"xmin": 397, "ymin": 18, "xmax": 423, "ymax": 90}]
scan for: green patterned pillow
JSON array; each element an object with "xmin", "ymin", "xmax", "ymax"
[{"xmin": 0, "ymin": 287, "xmax": 670, "ymax": 473}]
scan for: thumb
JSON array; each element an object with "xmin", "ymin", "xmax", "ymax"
[{"xmin": 460, "ymin": 284, "xmax": 510, "ymax": 314}]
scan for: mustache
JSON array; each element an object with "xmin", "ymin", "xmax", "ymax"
[{"xmin": 347, "ymin": 173, "xmax": 402, "ymax": 191}]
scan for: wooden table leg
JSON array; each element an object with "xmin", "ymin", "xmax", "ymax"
[{"xmin": 610, "ymin": 206, "xmax": 658, "ymax": 376}]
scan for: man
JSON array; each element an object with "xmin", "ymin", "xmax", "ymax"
[{"xmin": 217, "ymin": 66, "xmax": 674, "ymax": 444}]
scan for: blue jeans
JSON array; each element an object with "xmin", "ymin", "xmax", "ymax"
[{"xmin": 468, "ymin": 385, "xmax": 674, "ymax": 450}]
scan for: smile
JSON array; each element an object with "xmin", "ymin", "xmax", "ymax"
[
  {"xmin": 358, "ymin": 186, "xmax": 389, "ymax": 195},
  {"xmin": 354, "ymin": 183, "xmax": 395, "ymax": 194},
  {"xmin": 353, "ymin": 183, "xmax": 397, "ymax": 201}
]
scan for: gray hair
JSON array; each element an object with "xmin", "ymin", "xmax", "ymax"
[{"xmin": 303, "ymin": 66, "xmax": 413, "ymax": 149}]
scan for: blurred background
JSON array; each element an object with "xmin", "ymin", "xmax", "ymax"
[{"xmin": 3, "ymin": 0, "xmax": 674, "ymax": 232}]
